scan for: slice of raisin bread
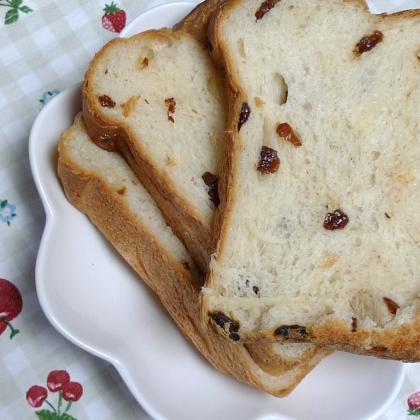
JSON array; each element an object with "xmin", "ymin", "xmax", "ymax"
[
  {"xmin": 82, "ymin": 28, "xmax": 225, "ymax": 274},
  {"xmin": 173, "ymin": 0, "xmax": 330, "ymax": 367},
  {"xmin": 57, "ymin": 113, "xmax": 331, "ymax": 397},
  {"xmin": 202, "ymin": 0, "xmax": 420, "ymax": 362}
]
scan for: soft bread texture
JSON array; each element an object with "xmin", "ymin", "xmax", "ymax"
[
  {"xmin": 202, "ymin": 0, "xmax": 420, "ymax": 361},
  {"xmin": 57, "ymin": 113, "xmax": 331, "ymax": 397},
  {"xmin": 82, "ymin": 28, "xmax": 224, "ymax": 274},
  {"xmin": 83, "ymin": 20, "xmax": 327, "ymax": 367}
]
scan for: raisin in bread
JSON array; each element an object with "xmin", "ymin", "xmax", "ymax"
[
  {"xmin": 202, "ymin": 0, "xmax": 420, "ymax": 362},
  {"xmin": 82, "ymin": 28, "xmax": 225, "ymax": 274},
  {"xmin": 57, "ymin": 113, "xmax": 331, "ymax": 397}
]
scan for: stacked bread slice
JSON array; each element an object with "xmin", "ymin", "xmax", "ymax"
[
  {"xmin": 57, "ymin": 0, "xmax": 420, "ymax": 398},
  {"xmin": 59, "ymin": 8, "xmax": 331, "ymax": 397}
]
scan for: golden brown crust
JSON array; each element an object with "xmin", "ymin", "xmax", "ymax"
[
  {"xmin": 245, "ymin": 341, "xmax": 332, "ymax": 375},
  {"xmin": 57, "ymin": 114, "xmax": 331, "ymax": 396},
  {"xmin": 173, "ymin": 0, "xmax": 227, "ymax": 48},
  {"xmin": 199, "ymin": 311, "xmax": 420, "ymax": 362}
]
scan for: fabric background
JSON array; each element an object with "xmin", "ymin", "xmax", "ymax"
[{"xmin": 1, "ymin": 0, "xmax": 420, "ymax": 418}]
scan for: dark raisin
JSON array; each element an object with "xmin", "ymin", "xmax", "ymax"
[
  {"xmin": 255, "ymin": 0, "xmax": 278, "ymax": 20},
  {"xmin": 383, "ymin": 297, "xmax": 399, "ymax": 315},
  {"xmin": 274, "ymin": 324, "xmax": 308, "ymax": 339},
  {"xmin": 323, "ymin": 209, "xmax": 349, "ymax": 230},
  {"xmin": 204, "ymin": 36, "xmax": 213, "ymax": 51},
  {"xmin": 252, "ymin": 286, "xmax": 259, "ymax": 295},
  {"xmin": 354, "ymin": 30, "xmax": 384, "ymax": 56},
  {"xmin": 182, "ymin": 261, "xmax": 191, "ymax": 270},
  {"xmin": 257, "ymin": 145, "xmax": 280, "ymax": 174},
  {"xmin": 202, "ymin": 172, "xmax": 220, "ymax": 206},
  {"xmin": 165, "ymin": 97, "xmax": 176, "ymax": 122},
  {"xmin": 351, "ymin": 317, "xmax": 357, "ymax": 332},
  {"xmin": 210, "ymin": 312, "xmax": 240, "ymax": 341},
  {"xmin": 238, "ymin": 102, "xmax": 251, "ymax": 131},
  {"xmin": 277, "ymin": 122, "xmax": 302, "ymax": 147},
  {"xmin": 99, "ymin": 95, "xmax": 116, "ymax": 108}
]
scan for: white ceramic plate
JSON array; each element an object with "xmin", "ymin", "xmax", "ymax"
[{"xmin": 29, "ymin": 3, "xmax": 406, "ymax": 420}]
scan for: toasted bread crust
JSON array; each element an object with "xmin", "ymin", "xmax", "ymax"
[{"xmin": 173, "ymin": 0, "xmax": 227, "ymax": 48}]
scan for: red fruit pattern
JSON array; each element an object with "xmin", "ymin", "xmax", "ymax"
[
  {"xmin": 101, "ymin": 2, "xmax": 126, "ymax": 33},
  {"xmin": 47, "ymin": 370, "xmax": 70, "ymax": 392},
  {"xmin": 26, "ymin": 370, "xmax": 83, "ymax": 419},
  {"xmin": 26, "ymin": 386, "xmax": 48, "ymax": 408},
  {"xmin": 62, "ymin": 382, "xmax": 83, "ymax": 402},
  {"xmin": 0, "ymin": 278, "xmax": 23, "ymax": 339},
  {"xmin": 408, "ymin": 391, "xmax": 420, "ymax": 416}
]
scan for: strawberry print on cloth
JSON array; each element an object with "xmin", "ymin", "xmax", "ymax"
[
  {"xmin": 409, "ymin": 391, "xmax": 420, "ymax": 416},
  {"xmin": 26, "ymin": 370, "xmax": 83, "ymax": 420},
  {"xmin": 102, "ymin": 2, "xmax": 126, "ymax": 33},
  {"xmin": 0, "ymin": 0, "xmax": 33, "ymax": 24},
  {"xmin": 0, "ymin": 278, "xmax": 22, "ymax": 339}
]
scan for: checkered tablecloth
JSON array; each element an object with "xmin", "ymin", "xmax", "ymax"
[{"xmin": 1, "ymin": 0, "xmax": 420, "ymax": 419}]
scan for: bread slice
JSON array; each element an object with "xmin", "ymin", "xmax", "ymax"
[
  {"xmin": 173, "ymin": 0, "xmax": 332, "ymax": 367},
  {"xmin": 57, "ymin": 113, "xmax": 331, "ymax": 397},
  {"xmin": 82, "ymin": 28, "xmax": 225, "ymax": 274},
  {"xmin": 202, "ymin": 0, "xmax": 420, "ymax": 362}
]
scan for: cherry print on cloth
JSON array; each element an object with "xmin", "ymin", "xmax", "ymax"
[
  {"xmin": 0, "ymin": 278, "xmax": 22, "ymax": 339},
  {"xmin": 408, "ymin": 391, "xmax": 420, "ymax": 416},
  {"xmin": 101, "ymin": 2, "xmax": 126, "ymax": 33},
  {"xmin": 0, "ymin": 199, "xmax": 17, "ymax": 226},
  {"xmin": 26, "ymin": 370, "xmax": 83, "ymax": 420},
  {"xmin": 0, "ymin": 0, "xmax": 33, "ymax": 25}
]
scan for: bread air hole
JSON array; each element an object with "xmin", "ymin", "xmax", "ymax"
[
  {"xmin": 349, "ymin": 289, "xmax": 397, "ymax": 328},
  {"xmin": 238, "ymin": 38, "xmax": 246, "ymax": 60},
  {"xmin": 275, "ymin": 73, "xmax": 288, "ymax": 105}
]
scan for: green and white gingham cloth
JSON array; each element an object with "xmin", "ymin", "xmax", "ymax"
[{"xmin": 1, "ymin": 0, "xmax": 420, "ymax": 419}]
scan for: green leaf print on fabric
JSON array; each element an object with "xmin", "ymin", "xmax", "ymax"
[{"xmin": 0, "ymin": 0, "xmax": 33, "ymax": 25}]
